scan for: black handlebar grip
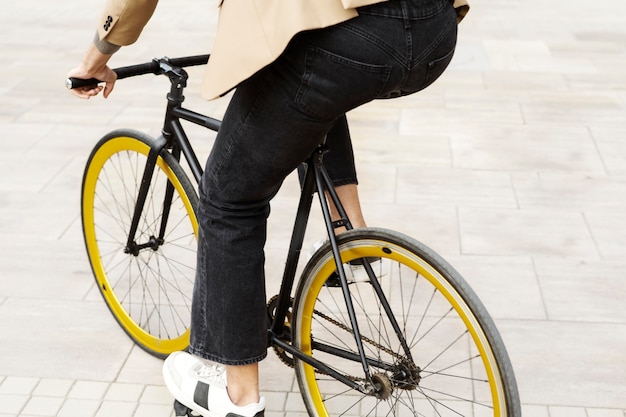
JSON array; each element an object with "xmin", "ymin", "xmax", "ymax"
[
  {"xmin": 65, "ymin": 62, "xmax": 156, "ymax": 90},
  {"xmin": 65, "ymin": 77, "xmax": 102, "ymax": 90}
]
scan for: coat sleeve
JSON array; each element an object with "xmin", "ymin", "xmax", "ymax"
[{"xmin": 96, "ymin": 0, "xmax": 159, "ymax": 46}]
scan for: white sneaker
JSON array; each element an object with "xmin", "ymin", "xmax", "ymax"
[{"xmin": 163, "ymin": 351, "xmax": 265, "ymax": 417}]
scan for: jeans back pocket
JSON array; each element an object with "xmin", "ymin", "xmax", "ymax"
[{"xmin": 295, "ymin": 45, "xmax": 392, "ymax": 121}]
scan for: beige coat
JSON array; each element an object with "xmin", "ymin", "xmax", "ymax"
[{"xmin": 96, "ymin": 0, "xmax": 469, "ymax": 99}]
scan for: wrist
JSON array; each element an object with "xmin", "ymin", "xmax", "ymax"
[{"xmin": 81, "ymin": 42, "xmax": 114, "ymax": 75}]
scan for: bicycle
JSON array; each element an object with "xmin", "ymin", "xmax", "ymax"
[{"xmin": 68, "ymin": 56, "xmax": 521, "ymax": 417}]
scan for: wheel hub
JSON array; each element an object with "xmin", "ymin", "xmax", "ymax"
[{"xmin": 392, "ymin": 359, "xmax": 422, "ymax": 390}]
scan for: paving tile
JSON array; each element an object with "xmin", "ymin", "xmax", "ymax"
[
  {"xmin": 448, "ymin": 255, "xmax": 547, "ymax": 320},
  {"xmin": 57, "ymin": 399, "xmax": 100, "ymax": 417},
  {"xmin": 21, "ymin": 396, "xmax": 64, "ymax": 416},
  {"xmin": 458, "ymin": 207, "xmax": 598, "ymax": 257},
  {"xmin": 139, "ymin": 385, "xmax": 172, "ymax": 405},
  {"xmin": 0, "ymin": 393, "xmax": 28, "ymax": 415},
  {"xmin": 396, "ymin": 167, "xmax": 517, "ymax": 208},
  {"xmin": 450, "ymin": 125, "xmax": 605, "ymax": 173},
  {"xmin": 521, "ymin": 404, "xmax": 549, "ymax": 417},
  {"xmin": 68, "ymin": 381, "xmax": 110, "ymax": 400},
  {"xmin": 133, "ymin": 403, "xmax": 174, "ymax": 417},
  {"xmin": 522, "ymin": 93, "xmax": 626, "ymax": 125},
  {"xmin": 115, "ymin": 346, "xmax": 165, "ymax": 386},
  {"xmin": 0, "ymin": 377, "xmax": 39, "ymax": 395},
  {"xmin": 400, "ymin": 103, "xmax": 524, "ymax": 133},
  {"xmin": 258, "ymin": 355, "xmax": 298, "ymax": 394},
  {"xmin": 481, "ymin": 39, "xmax": 551, "ymax": 71},
  {"xmin": 0, "ymin": 238, "xmax": 92, "ymax": 300},
  {"xmin": 94, "ymin": 401, "xmax": 136, "ymax": 417},
  {"xmin": 590, "ymin": 124, "xmax": 626, "ymax": 175},
  {"xmin": 0, "ymin": 123, "xmax": 56, "ymax": 153},
  {"xmin": 104, "ymin": 383, "xmax": 144, "ymax": 402},
  {"xmin": 284, "ymin": 392, "xmax": 308, "ymax": 413},
  {"xmin": 587, "ymin": 409, "xmax": 626, "ymax": 417},
  {"xmin": 513, "ymin": 172, "xmax": 626, "ymax": 210},
  {"xmin": 585, "ymin": 210, "xmax": 626, "ymax": 258},
  {"xmin": 33, "ymin": 378, "xmax": 74, "ymax": 397},
  {"xmin": 263, "ymin": 391, "xmax": 289, "ymax": 412},
  {"xmin": 484, "ymin": 71, "xmax": 569, "ymax": 93},
  {"xmin": 549, "ymin": 406, "xmax": 588, "ymax": 417},
  {"xmin": 0, "ymin": 298, "xmax": 132, "ymax": 381},
  {"xmin": 498, "ymin": 320, "xmax": 626, "ymax": 408},
  {"xmin": 534, "ymin": 258, "xmax": 626, "ymax": 323},
  {"xmin": 265, "ymin": 412, "xmax": 287, "ymax": 417}
]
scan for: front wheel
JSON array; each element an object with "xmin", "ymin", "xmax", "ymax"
[
  {"xmin": 292, "ymin": 228, "xmax": 520, "ymax": 417},
  {"xmin": 81, "ymin": 129, "xmax": 198, "ymax": 358}
]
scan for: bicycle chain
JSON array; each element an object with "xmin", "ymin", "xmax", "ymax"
[
  {"xmin": 311, "ymin": 308, "xmax": 402, "ymax": 361},
  {"xmin": 268, "ymin": 295, "xmax": 405, "ymax": 378}
]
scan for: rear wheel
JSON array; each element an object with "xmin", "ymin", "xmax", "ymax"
[
  {"xmin": 292, "ymin": 228, "xmax": 520, "ymax": 417},
  {"xmin": 81, "ymin": 129, "xmax": 197, "ymax": 357}
]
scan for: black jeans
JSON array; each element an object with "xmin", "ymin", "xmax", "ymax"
[{"xmin": 189, "ymin": 0, "xmax": 458, "ymax": 365}]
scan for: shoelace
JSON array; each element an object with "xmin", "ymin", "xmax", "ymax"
[{"xmin": 194, "ymin": 362, "xmax": 226, "ymax": 385}]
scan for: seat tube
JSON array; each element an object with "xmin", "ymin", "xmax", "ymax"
[{"xmin": 270, "ymin": 161, "xmax": 317, "ymax": 337}]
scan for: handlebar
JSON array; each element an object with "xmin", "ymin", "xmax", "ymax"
[{"xmin": 65, "ymin": 54, "xmax": 210, "ymax": 89}]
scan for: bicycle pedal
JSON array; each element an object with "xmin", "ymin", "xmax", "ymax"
[
  {"xmin": 173, "ymin": 399, "xmax": 197, "ymax": 416},
  {"xmin": 324, "ymin": 257, "xmax": 382, "ymax": 287}
]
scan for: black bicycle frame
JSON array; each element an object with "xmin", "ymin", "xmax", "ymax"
[
  {"xmin": 124, "ymin": 60, "xmax": 218, "ymax": 255},
  {"xmin": 124, "ymin": 57, "xmax": 413, "ymax": 395}
]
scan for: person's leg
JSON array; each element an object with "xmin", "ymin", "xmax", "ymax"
[
  {"xmin": 225, "ymin": 363, "xmax": 260, "ymax": 406},
  {"xmin": 330, "ymin": 183, "xmax": 367, "ymax": 232},
  {"xmin": 185, "ymin": 63, "xmax": 337, "ymax": 408},
  {"xmin": 165, "ymin": 0, "xmax": 458, "ymax": 413}
]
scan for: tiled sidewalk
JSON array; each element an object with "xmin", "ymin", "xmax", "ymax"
[
  {"xmin": 1, "ymin": 374, "xmax": 625, "ymax": 417},
  {"xmin": 1, "ymin": 0, "xmax": 625, "ymax": 416}
]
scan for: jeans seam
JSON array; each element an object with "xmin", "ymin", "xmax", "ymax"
[
  {"xmin": 208, "ymin": 74, "xmax": 269, "ymax": 191},
  {"xmin": 411, "ymin": 7, "xmax": 455, "ymax": 68},
  {"xmin": 341, "ymin": 23, "xmax": 407, "ymax": 69}
]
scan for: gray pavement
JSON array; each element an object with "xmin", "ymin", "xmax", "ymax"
[{"xmin": 1, "ymin": 0, "xmax": 625, "ymax": 416}]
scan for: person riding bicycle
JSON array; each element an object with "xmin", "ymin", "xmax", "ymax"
[{"xmin": 67, "ymin": 0, "xmax": 469, "ymax": 416}]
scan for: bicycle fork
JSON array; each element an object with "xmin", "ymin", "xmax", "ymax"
[{"xmin": 123, "ymin": 136, "xmax": 179, "ymax": 257}]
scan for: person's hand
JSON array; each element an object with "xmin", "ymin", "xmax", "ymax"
[{"xmin": 67, "ymin": 43, "xmax": 117, "ymax": 99}]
